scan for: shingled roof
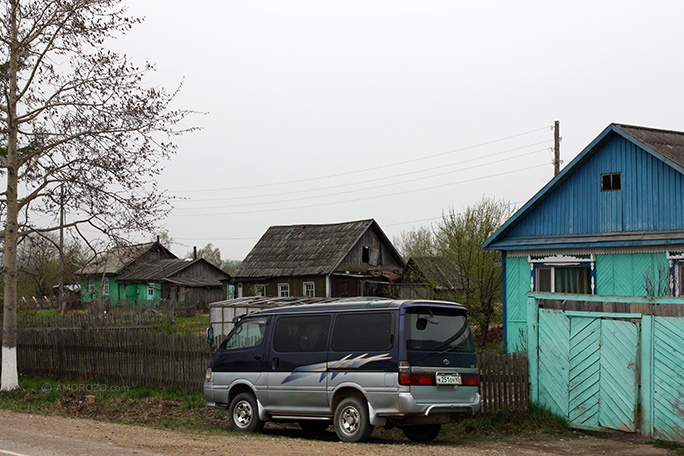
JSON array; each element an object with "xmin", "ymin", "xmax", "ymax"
[
  {"xmin": 79, "ymin": 242, "xmax": 176, "ymax": 276},
  {"xmin": 116, "ymin": 258, "xmax": 231, "ymax": 287},
  {"xmin": 233, "ymin": 219, "xmax": 401, "ymax": 279}
]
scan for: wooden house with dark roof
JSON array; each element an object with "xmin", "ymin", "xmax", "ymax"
[
  {"xmin": 79, "ymin": 241, "xmax": 230, "ymax": 305},
  {"xmin": 232, "ymin": 219, "xmax": 405, "ymax": 298}
]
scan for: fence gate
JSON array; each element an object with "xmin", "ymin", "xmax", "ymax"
[
  {"xmin": 651, "ymin": 316, "xmax": 684, "ymax": 441},
  {"xmin": 537, "ymin": 309, "xmax": 640, "ymax": 432}
]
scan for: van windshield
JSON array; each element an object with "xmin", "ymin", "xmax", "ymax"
[{"xmin": 404, "ymin": 309, "xmax": 475, "ymax": 353}]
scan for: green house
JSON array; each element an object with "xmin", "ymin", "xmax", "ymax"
[{"xmin": 79, "ymin": 241, "xmax": 177, "ymax": 305}]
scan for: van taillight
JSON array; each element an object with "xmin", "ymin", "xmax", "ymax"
[
  {"xmin": 398, "ymin": 361, "xmax": 436, "ymax": 386},
  {"xmin": 461, "ymin": 374, "xmax": 480, "ymax": 386}
]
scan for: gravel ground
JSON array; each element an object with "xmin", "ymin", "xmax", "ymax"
[{"xmin": 0, "ymin": 409, "xmax": 677, "ymax": 456}]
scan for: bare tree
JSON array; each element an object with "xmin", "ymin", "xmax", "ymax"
[
  {"xmin": 396, "ymin": 198, "xmax": 511, "ymax": 345},
  {"xmin": 0, "ymin": 0, "xmax": 194, "ymax": 390},
  {"xmin": 187, "ymin": 243, "xmax": 222, "ymax": 268}
]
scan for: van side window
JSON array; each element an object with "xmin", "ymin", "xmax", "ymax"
[
  {"xmin": 222, "ymin": 318, "xmax": 268, "ymax": 351},
  {"xmin": 331, "ymin": 313, "xmax": 393, "ymax": 352},
  {"xmin": 273, "ymin": 315, "xmax": 330, "ymax": 353}
]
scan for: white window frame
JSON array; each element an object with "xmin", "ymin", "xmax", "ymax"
[
  {"xmin": 278, "ymin": 283, "xmax": 290, "ymax": 297},
  {"xmin": 529, "ymin": 254, "xmax": 596, "ymax": 294},
  {"xmin": 102, "ymin": 277, "xmax": 109, "ymax": 296},
  {"xmin": 667, "ymin": 252, "xmax": 684, "ymax": 296},
  {"xmin": 88, "ymin": 278, "xmax": 95, "ymax": 295},
  {"xmin": 147, "ymin": 283, "xmax": 155, "ymax": 300},
  {"xmin": 303, "ymin": 281, "xmax": 315, "ymax": 297}
]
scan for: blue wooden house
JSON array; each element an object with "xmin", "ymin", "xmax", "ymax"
[{"xmin": 483, "ymin": 123, "xmax": 684, "ymax": 440}]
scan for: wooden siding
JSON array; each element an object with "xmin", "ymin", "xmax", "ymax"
[
  {"xmin": 505, "ymin": 251, "xmax": 675, "ymax": 352},
  {"xmin": 506, "ymin": 135, "xmax": 684, "ymax": 239},
  {"xmin": 338, "ymin": 229, "xmax": 403, "ymax": 269}
]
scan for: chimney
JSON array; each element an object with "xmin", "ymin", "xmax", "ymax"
[{"xmin": 193, "ymin": 246, "xmax": 197, "ymax": 260}]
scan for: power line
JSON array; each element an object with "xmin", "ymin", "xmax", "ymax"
[
  {"xmin": 175, "ymin": 139, "xmax": 551, "ymax": 204},
  {"xmin": 171, "ymin": 125, "xmax": 552, "ymax": 194},
  {"xmin": 173, "ymin": 147, "xmax": 549, "ymax": 211},
  {"xmin": 169, "ymin": 162, "xmax": 548, "ymax": 217}
]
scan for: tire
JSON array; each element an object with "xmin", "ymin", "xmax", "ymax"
[
  {"xmin": 298, "ymin": 420, "xmax": 330, "ymax": 432},
  {"xmin": 333, "ymin": 397, "xmax": 373, "ymax": 442},
  {"xmin": 228, "ymin": 392, "xmax": 265, "ymax": 433},
  {"xmin": 402, "ymin": 424, "xmax": 442, "ymax": 442}
]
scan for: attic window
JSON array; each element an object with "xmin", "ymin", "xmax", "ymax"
[
  {"xmin": 601, "ymin": 173, "xmax": 621, "ymax": 192},
  {"xmin": 362, "ymin": 246, "xmax": 370, "ymax": 263}
]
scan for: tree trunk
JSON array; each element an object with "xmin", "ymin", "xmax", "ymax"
[{"xmin": 2, "ymin": 0, "xmax": 20, "ymax": 391}]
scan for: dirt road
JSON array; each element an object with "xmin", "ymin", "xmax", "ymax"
[{"xmin": 0, "ymin": 409, "xmax": 676, "ymax": 456}]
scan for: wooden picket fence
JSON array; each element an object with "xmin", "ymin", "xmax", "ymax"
[
  {"xmin": 14, "ymin": 329, "xmax": 529, "ymax": 413},
  {"xmin": 478, "ymin": 351, "xmax": 529, "ymax": 413},
  {"xmin": 16, "ymin": 329, "xmax": 208, "ymax": 390}
]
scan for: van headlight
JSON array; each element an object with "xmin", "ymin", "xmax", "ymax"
[{"xmin": 205, "ymin": 368, "xmax": 212, "ymax": 382}]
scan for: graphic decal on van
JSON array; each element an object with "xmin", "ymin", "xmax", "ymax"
[{"xmin": 282, "ymin": 353, "xmax": 392, "ymax": 384}]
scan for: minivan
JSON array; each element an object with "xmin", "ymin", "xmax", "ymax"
[{"xmin": 204, "ymin": 298, "xmax": 480, "ymax": 442}]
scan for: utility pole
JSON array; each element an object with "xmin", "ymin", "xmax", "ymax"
[{"xmin": 554, "ymin": 120, "xmax": 561, "ymax": 176}]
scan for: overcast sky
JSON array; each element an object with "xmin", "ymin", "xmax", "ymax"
[{"xmin": 109, "ymin": 1, "xmax": 684, "ymax": 261}]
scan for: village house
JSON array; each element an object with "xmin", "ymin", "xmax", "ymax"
[
  {"xmin": 231, "ymin": 219, "xmax": 405, "ymax": 298},
  {"xmin": 483, "ymin": 123, "xmax": 684, "ymax": 440},
  {"xmin": 79, "ymin": 241, "xmax": 230, "ymax": 305}
]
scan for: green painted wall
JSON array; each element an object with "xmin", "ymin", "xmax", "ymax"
[
  {"xmin": 505, "ymin": 252, "xmax": 671, "ymax": 352},
  {"xmin": 80, "ymin": 277, "xmax": 162, "ymax": 305}
]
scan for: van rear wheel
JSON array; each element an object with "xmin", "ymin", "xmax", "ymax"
[
  {"xmin": 228, "ymin": 392, "xmax": 265, "ymax": 433},
  {"xmin": 402, "ymin": 424, "xmax": 441, "ymax": 442},
  {"xmin": 333, "ymin": 397, "xmax": 373, "ymax": 442}
]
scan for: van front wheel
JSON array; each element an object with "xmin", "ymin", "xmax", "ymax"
[
  {"xmin": 228, "ymin": 393, "xmax": 265, "ymax": 433},
  {"xmin": 333, "ymin": 397, "xmax": 373, "ymax": 442}
]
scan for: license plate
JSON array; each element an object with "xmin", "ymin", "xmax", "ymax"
[{"xmin": 435, "ymin": 373, "xmax": 461, "ymax": 385}]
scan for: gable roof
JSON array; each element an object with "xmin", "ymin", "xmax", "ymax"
[
  {"xmin": 80, "ymin": 242, "xmax": 176, "ymax": 276},
  {"xmin": 483, "ymin": 123, "xmax": 684, "ymax": 250},
  {"xmin": 233, "ymin": 219, "xmax": 404, "ymax": 279},
  {"xmin": 116, "ymin": 258, "xmax": 231, "ymax": 287}
]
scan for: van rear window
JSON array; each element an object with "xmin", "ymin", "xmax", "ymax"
[
  {"xmin": 405, "ymin": 309, "xmax": 475, "ymax": 353},
  {"xmin": 331, "ymin": 312, "xmax": 393, "ymax": 352}
]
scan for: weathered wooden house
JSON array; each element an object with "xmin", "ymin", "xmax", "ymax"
[
  {"xmin": 399, "ymin": 256, "xmax": 462, "ymax": 300},
  {"xmin": 483, "ymin": 123, "xmax": 684, "ymax": 441},
  {"xmin": 116, "ymin": 258, "xmax": 231, "ymax": 305},
  {"xmin": 232, "ymin": 219, "xmax": 405, "ymax": 298},
  {"xmin": 79, "ymin": 241, "xmax": 230, "ymax": 305}
]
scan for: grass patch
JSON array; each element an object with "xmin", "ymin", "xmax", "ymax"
[
  {"xmin": 445, "ymin": 404, "xmax": 571, "ymax": 440},
  {"xmin": 153, "ymin": 313, "xmax": 209, "ymax": 336},
  {"xmin": 1, "ymin": 374, "xmax": 575, "ymax": 441}
]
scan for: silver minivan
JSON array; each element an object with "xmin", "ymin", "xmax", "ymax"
[{"xmin": 204, "ymin": 298, "xmax": 481, "ymax": 442}]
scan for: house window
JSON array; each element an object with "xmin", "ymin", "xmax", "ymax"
[
  {"xmin": 530, "ymin": 255, "xmax": 595, "ymax": 294},
  {"xmin": 147, "ymin": 283, "xmax": 155, "ymax": 300},
  {"xmin": 88, "ymin": 278, "xmax": 95, "ymax": 295},
  {"xmin": 601, "ymin": 172, "xmax": 621, "ymax": 192},
  {"xmin": 254, "ymin": 284, "xmax": 266, "ymax": 297},
  {"xmin": 102, "ymin": 278, "xmax": 109, "ymax": 296},
  {"xmin": 278, "ymin": 283, "xmax": 290, "ymax": 297},
  {"xmin": 303, "ymin": 282, "xmax": 315, "ymax": 297},
  {"xmin": 535, "ymin": 265, "xmax": 592, "ymax": 294}
]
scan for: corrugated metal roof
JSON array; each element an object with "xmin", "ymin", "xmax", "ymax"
[
  {"xmin": 233, "ymin": 219, "xmax": 397, "ymax": 279},
  {"xmin": 615, "ymin": 124, "xmax": 684, "ymax": 170}
]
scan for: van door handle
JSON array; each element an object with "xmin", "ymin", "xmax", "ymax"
[
  {"xmin": 272, "ymin": 357, "xmax": 279, "ymax": 369},
  {"xmin": 254, "ymin": 355, "xmax": 262, "ymax": 360}
]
